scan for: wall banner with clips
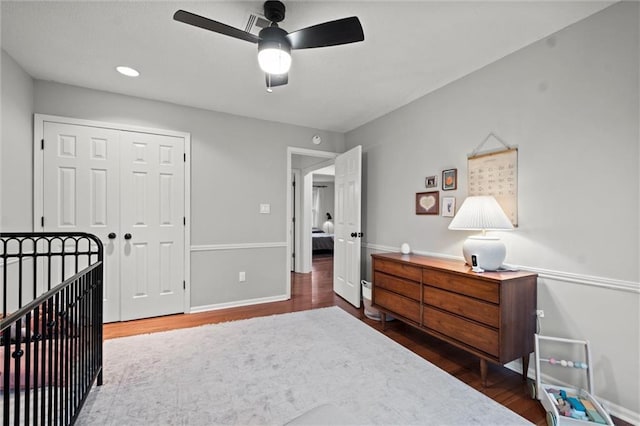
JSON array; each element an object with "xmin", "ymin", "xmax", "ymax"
[{"xmin": 467, "ymin": 134, "xmax": 518, "ymax": 226}]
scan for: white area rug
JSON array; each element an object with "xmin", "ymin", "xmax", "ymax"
[{"xmin": 77, "ymin": 307, "xmax": 531, "ymax": 425}]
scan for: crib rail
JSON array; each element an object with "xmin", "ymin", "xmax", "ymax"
[{"xmin": 1, "ymin": 233, "xmax": 103, "ymax": 426}]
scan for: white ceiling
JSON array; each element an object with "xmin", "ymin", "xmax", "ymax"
[{"xmin": 1, "ymin": 1, "xmax": 614, "ymax": 133}]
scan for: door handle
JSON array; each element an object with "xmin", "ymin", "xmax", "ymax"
[
  {"xmin": 350, "ymin": 232, "xmax": 357, "ymax": 238},
  {"xmin": 124, "ymin": 233, "xmax": 132, "ymax": 240},
  {"xmin": 108, "ymin": 232, "xmax": 116, "ymax": 239},
  {"xmin": 350, "ymin": 232, "xmax": 364, "ymax": 238}
]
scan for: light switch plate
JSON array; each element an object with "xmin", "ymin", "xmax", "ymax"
[{"xmin": 260, "ymin": 203, "xmax": 271, "ymax": 214}]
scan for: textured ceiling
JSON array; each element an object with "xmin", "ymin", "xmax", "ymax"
[{"xmin": 1, "ymin": 1, "xmax": 614, "ymax": 132}]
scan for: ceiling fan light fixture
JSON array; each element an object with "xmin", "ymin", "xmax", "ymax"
[
  {"xmin": 257, "ymin": 25, "xmax": 291, "ymax": 75},
  {"xmin": 174, "ymin": 3, "xmax": 365, "ymax": 89},
  {"xmin": 258, "ymin": 47, "xmax": 291, "ymax": 74}
]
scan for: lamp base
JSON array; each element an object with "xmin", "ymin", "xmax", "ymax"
[{"xmin": 462, "ymin": 236, "xmax": 506, "ymax": 271}]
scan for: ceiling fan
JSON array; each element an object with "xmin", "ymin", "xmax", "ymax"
[{"xmin": 173, "ymin": 1, "xmax": 364, "ymax": 91}]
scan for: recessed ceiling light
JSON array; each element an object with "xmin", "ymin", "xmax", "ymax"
[{"xmin": 116, "ymin": 66, "xmax": 140, "ymax": 77}]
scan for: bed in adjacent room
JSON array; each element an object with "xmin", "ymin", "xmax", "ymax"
[{"xmin": 312, "ymin": 227, "xmax": 334, "ymax": 254}]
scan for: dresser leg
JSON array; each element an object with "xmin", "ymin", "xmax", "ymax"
[
  {"xmin": 480, "ymin": 359, "xmax": 488, "ymax": 388},
  {"xmin": 381, "ymin": 313, "xmax": 387, "ymax": 331},
  {"xmin": 522, "ymin": 355, "xmax": 530, "ymax": 381}
]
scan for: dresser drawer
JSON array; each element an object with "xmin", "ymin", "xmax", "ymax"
[
  {"xmin": 374, "ymin": 271, "xmax": 420, "ymax": 301},
  {"xmin": 423, "ymin": 269, "xmax": 499, "ymax": 304},
  {"xmin": 424, "ymin": 286, "xmax": 499, "ymax": 328},
  {"xmin": 423, "ymin": 307, "xmax": 499, "ymax": 357},
  {"xmin": 374, "ymin": 288, "xmax": 421, "ymax": 323},
  {"xmin": 374, "ymin": 259, "xmax": 422, "ymax": 282}
]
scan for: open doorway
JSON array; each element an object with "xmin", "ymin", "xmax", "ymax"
[
  {"xmin": 310, "ymin": 164, "xmax": 335, "ymax": 259},
  {"xmin": 286, "ymin": 146, "xmax": 363, "ymax": 307},
  {"xmin": 286, "ymin": 148, "xmax": 337, "ymax": 299}
]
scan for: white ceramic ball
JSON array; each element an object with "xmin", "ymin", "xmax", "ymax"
[{"xmin": 400, "ymin": 243, "xmax": 411, "ymax": 254}]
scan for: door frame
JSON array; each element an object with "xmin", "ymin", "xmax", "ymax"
[
  {"xmin": 33, "ymin": 114, "xmax": 192, "ymax": 315},
  {"xmin": 286, "ymin": 147, "xmax": 338, "ymax": 299},
  {"xmin": 291, "ymin": 168, "xmax": 301, "ymax": 272}
]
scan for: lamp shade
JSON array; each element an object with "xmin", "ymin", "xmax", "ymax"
[
  {"xmin": 448, "ymin": 196, "xmax": 513, "ymax": 271},
  {"xmin": 448, "ymin": 196, "xmax": 513, "ymax": 231}
]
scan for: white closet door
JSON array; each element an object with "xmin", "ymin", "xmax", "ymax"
[
  {"xmin": 333, "ymin": 145, "xmax": 362, "ymax": 307},
  {"xmin": 41, "ymin": 120, "xmax": 186, "ymax": 322},
  {"xmin": 42, "ymin": 122, "xmax": 121, "ymax": 322},
  {"xmin": 119, "ymin": 131, "xmax": 185, "ymax": 321}
]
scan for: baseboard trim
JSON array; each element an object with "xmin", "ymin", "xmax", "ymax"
[
  {"xmin": 362, "ymin": 243, "xmax": 639, "ymax": 294},
  {"xmin": 190, "ymin": 294, "xmax": 289, "ymax": 313},
  {"xmin": 191, "ymin": 242, "xmax": 287, "ymax": 252}
]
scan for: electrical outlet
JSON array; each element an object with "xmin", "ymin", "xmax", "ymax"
[
  {"xmin": 239, "ymin": 271, "xmax": 246, "ymax": 282},
  {"xmin": 536, "ymin": 309, "xmax": 545, "ymax": 318}
]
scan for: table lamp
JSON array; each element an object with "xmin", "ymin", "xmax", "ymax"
[{"xmin": 448, "ymin": 195, "xmax": 513, "ymax": 271}]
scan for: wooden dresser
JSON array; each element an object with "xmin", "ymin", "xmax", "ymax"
[{"xmin": 371, "ymin": 252, "xmax": 537, "ymax": 386}]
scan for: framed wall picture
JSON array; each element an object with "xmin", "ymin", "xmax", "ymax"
[
  {"xmin": 442, "ymin": 196, "xmax": 456, "ymax": 217},
  {"xmin": 416, "ymin": 191, "xmax": 439, "ymax": 215},
  {"xmin": 425, "ymin": 175, "xmax": 437, "ymax": 189},
  {"xmin": 442, "ymin": 168, "xmax": 457, "ymax": 191}
]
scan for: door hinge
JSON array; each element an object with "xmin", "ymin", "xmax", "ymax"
[
  {"xmin": 41, "ymin": 216, "xmax": 45, "ymax": 227},
  {"xmin": 184, "ymin": 153, "xmax": 186, "ymax": 162},
  {"xmin": 183, "ymin": 216, "xmax": 186, "ymax": 226},
  {"xmin": 183, "ymin": 280, "xmax": 186, "ymax": 290},
  {"xmin": 41, "ymin": 139, "xmax": 45, "ymax": 150}
]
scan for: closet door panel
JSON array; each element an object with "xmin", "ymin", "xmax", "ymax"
[
  {"xmin": 119, "ymin": 131, "xmax": 185, "ymax": 321},
  {"xmin": 42, "ymin": 122, "xmax": 121, "ymax": 322}
]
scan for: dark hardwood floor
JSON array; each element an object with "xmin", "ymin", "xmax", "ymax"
[{"xmin": 104, "ymin": 253, "xmax": 628, "ymax": 426}]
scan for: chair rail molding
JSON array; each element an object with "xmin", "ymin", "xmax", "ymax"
[
  {"xmin": 362, "ymin": 242, "xmax": 639, "ymax": 294},
  {"xmin": 191, "ymin": 242, "xmax": 287, "ymax": 252}
]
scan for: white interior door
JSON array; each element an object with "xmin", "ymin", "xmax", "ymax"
[
  {"xmin": 119, "ymin": 131, "xmax": 185, "ymax": 321},
  {"xmin": 40, "ymin": 120, "xmax": 185, "ymax": 322},
  {"xmin": 333, "ymin": 145, "xmax": 362, "ymax": 307},
  {"xmin": 43, "ymin": 121, "xmax": 122, "ymax": 322}
]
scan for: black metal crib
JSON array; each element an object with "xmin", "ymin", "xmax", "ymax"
[{"xmin": 1, "ymin": 233, "xmax": 103, "ymax": 425}]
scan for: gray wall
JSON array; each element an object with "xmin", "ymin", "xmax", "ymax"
[
  {"xmin": 2, "ymin": 2, "xmax": 638, "ymax": 420},
  {"xmin": 346, "ymin": 2, "xmax": 639, "ymax": 419},
  {"xmin": 1, "ymin": 50, "xmax": 34, "ymax": 231},
  {"xmin": 0, "ymin": 67, "xmax": 345, "ymax": 309}
]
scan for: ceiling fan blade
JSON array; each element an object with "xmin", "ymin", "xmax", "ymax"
[
  {"xmin": 266, "ymin": 73, "xmax": 288, "ymax": 89},
  {"xmin": 287, "ymin": 17, "xmax": 364, "ymax": 50},
  {"xmin": 173, "ymin": 10, "xmax": 259, "ymax": 44}
]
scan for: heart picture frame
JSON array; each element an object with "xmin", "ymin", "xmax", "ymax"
[{"xmin": 416, "ymin": 191, "xmax": 439, "ymax": 215}]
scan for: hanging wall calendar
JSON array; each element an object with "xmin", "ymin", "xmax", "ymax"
[{"xmin": 467, "ymin": 133, "xmax": 518, "ymax": 226}]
